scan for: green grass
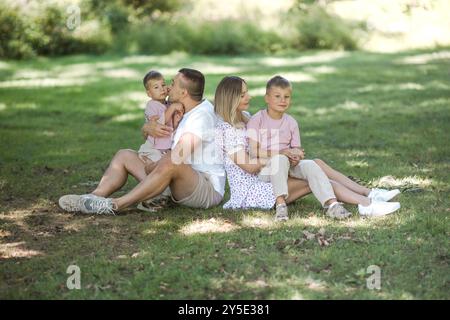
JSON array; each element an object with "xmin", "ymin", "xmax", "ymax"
[{"xmin": 0, "ymin": 48, "xmax": 449, "ymax": 299}]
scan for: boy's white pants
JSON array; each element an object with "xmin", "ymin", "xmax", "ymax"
[{"xmin": 258, "ymin": 154, "xmax": 335, "ymax": 207}]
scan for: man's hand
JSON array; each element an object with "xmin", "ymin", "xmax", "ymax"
[{"xmin": 141, "ymin": 115, "xmax": 173, "ymax": 139}]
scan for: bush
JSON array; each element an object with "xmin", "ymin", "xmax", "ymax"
[
  {"xmin": 116, "ymin": 19, "xmax": 286, "ymax": 55},
  {"xmin": 289, "ymin": 4, "xmax": 359, "ymax": 50},
  {"xmin": 0, "ymin": 4, "xmax": 36, "ymax": 59},
  {"xmin": 0, "ymin": 3, "xmax": 111, "ymax": 59}
]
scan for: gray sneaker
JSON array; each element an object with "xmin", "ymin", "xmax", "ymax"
[
  {"xmin": 59, "ymin": 194, "xmax": 84, "ymax": 212},
  {"xmin": 326, "ymin": 202, "xmax": 351, "ymax": 219},
  {"xmin": 79, "ymin": 194, "xmax": 117, "ymax": 215},
  {"xmin": 275, "ymin": 203, "xmax": 289, "ymax": 221}
]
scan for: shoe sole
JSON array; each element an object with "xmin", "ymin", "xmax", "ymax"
[
  {"xmin": 362, "ymin": 203, "xmax": 401, "ymax": 218},
  {"xmin": 58, "ymin": 195, "xmax": 81, "ymax": 212}
]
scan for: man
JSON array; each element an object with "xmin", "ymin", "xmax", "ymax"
[{"xmin": 59, "ymin": 68, "xmax": 225, "ymax": 214}]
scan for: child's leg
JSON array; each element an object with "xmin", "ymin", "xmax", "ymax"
[
  {"xmin": 329, "ymin": 180, "xmax": 370, "ymax": 206},
  {"xmin": 289, "ymin": 159, "xmax": 337, "ymax": 207},
  {"xmin": 258, "ymin": 154, "xmax": 290, "ymax": 205},
  {"xmin": 314, "ymin": 159, "xmax": 371, "ymax": 196}
]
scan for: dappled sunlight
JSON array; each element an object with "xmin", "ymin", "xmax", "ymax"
[
  {"xmin": 15, "ymin": 102, "xmax": 38, "ymax": 110},
  {"xmin": 303, "ymin": 66, "xmax": 337, "ymax": 74},
  {"xmin": 419, "ymin": 98, "xmax": 450, "ymax": 107},
  {"xmin": 357, "ymin": 82, "xmax": 424, "ymax": 93},
  {"xmin": 0, "ymin": 241, "xmax": 43, "ymax": 259},
  {"xmin": 257, "ymin": 51, "xmax": 348, "ymax": 67},
  {"xmin": 13, "ymin": 69, "xmax": 51, "ymax": 79},
  {"xmin": 39, "ymin": 130, "xmax": 56, "ymax": 137},
  {"xmin": 246, "ymin": 71, "xmax": 316, "ymax": 85},
  {"xmin": 102, "ymin": 68, "xmax": 140, "ymax": 79},
  {"xmin": 290, "ymin": 215, "xmax": 330, "ymax": 228},
  {"xmin": 396, "ymin": 51, "xmax": 450, "ymax": 65},
  {"xmin": 372, "ymin": 175, "xmax": 434, "ymax": 189},
  {"xmin": 103, "ymin": 91, "xmax": 147, "ymax": 110},
  {"xmin": 313, "ymin": 100, "xmax": 368, "ymax": 116},
  {"xmin": 0, "ymin": 61, "xmax": 11, "ymax": 70},
  {"xmin": 110, "ymin": 113, "xmax": 142, "ymax": 123},
  {"xmin": 248, "ymin": 86, "xmax": 267, "ymax": 97},
  {"xmin": 346, "ymin": 160, "xmax": 369, "ymax": 168},
  {"xmin": 122, "ymin": 52, "xmax": 189, "ymax": 66},
  {"xmin": 0, "ymin": 78, "xmax": 94, "ymax": 88},
  {"xmin": 179, "ymin": 218, "xmax": 240, "ymax": 235},
  {"xmin": 240, "ymin": 214, "xmax": 276, "ymax": 229},
  {"xmin": 0, "ymin": 103, "xmax": 6, "ymax": 111},
  {"xmin": 345, "ymin": 150, "xmax": 368, "ymax": 158},
  {"xmin": 190, "ymin": 62, "xmax": 243, "ymax": 74}
]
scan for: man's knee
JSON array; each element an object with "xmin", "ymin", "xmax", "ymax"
[
  {"xmin": 153, "ymin": 155, "xmax": 177, "ymax": 175},
  {"xmin": 114, "ymin": 149, "xmax": 135, "ymax": 162}
]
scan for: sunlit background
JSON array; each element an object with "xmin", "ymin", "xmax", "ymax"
[{"xmin": 1, "ymin": 0, "xmax": 449, "ymax": 59}]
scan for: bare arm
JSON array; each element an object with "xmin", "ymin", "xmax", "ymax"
[
  {"xmin": 248, "ymin": 138, "xmax": 275, "ymax": 160},
  {"xmin": 164, "ymin": 103, "xmax": 184, "ymax": 126},
  {"xmin": 229, "ymin": 148, "xmax": 269, "ymax": 175},
  {"xmin": 141, "ymin": 115, "xmax": 173, "ymax": 139}
]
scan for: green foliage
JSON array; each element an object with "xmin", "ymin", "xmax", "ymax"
[
  {"xmin": 289, "ymin": 4, "xmax": 360, "ymax": 50},
  {"xmin": 0, "ymin": 3, "xmax": 111, "ymax": 59},
  {"xmin": 0, "ymin": 4, "xmax": 36, "ymax": 59},
  {"xmin": 0, "ymin": 0, "xmax": 364, "ymax": 59},
  {"xmin": 116, "ymin": 19, "xmax": 286, "ymax": 55}
]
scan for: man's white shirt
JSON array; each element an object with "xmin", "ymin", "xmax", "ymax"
[{"xmin": 172, "ymin": 99, "xmax": 225, "ymax": 196}]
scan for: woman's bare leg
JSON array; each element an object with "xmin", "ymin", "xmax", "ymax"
[
  {"xmin": 329, "ymin": 179, "xmax": 370, "ymax": 206},
  {"xmin": 91, "ymin": 149, "xmax": 147, "ymax": 197},
  {"xmin": 314, "ymin": 159, "xmax": 371, "ymax": 196},
  {"xmin": 285, "ymin": 177, "xmax": 311, "ymax": 204}
]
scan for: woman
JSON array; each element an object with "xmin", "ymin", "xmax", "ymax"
[{"xmin": 214, "ymin": 76, "xmax": 401, "ymax": 220}]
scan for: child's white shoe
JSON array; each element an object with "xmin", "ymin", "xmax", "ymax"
[
  {"xmin": 368, "ymin": 188, "xmax": 400, "ymax": 202},
  {"xmin": 358, "ymin": 201, "xmax": 400, "ymax": 217}
]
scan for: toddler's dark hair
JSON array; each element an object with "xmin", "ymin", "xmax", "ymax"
[{"xmin": 143, "ymin": 70, "xmax": 163, "ymax": 89}]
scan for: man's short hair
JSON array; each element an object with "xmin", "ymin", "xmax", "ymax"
[
  {"xmin": 266, "ymin": 75, "xmax": 291, "ymax": 93},
  {"xmin": 178, "ymin": 68, "xmax": 205, "ymax": 101},
  {"xmin": 143, "ymin": 70, "xmax": 163, "ymax": 89}
]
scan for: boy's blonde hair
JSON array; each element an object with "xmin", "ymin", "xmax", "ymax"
[
  {"xmin": 214, "ymin": 76, "xmax": 248, "ymax": 128},
  {"xmin": 266, "ymin": 75, "xmax": 291, "ymax": 93}
]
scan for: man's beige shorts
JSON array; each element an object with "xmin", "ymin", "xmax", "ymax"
[{"xmin": 171, "ymin": 171, "xmax": 223, "ymax": 209}]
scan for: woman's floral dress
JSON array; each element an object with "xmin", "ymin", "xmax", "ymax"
[{"xmin": 215, "ymin": 118, "xmax": 276, "ymax": 210}]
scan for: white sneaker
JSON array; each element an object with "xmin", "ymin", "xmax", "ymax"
[
  {"xmin": 368, "ymin": 188, "xmax": 400, "ymax": 202},
  {"xmin": 358, "ymin": 201, "xmax": 400, "ymax": 217},
  {"xmin": 79, "ymin": 194, "xmax": 117, "ymax": 215},
  {"xmin": 59, "ymin": 194, "xmax": 84, "ymax": 212}
]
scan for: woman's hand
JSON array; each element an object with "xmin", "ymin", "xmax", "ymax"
[{"xmin": 142, "ymin": 115, "xmax": 173, "ymax": 139}]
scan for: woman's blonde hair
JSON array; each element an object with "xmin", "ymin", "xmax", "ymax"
[{"xmin": 214, "ymin": 76, "xmax": 249, "ymax": 128}]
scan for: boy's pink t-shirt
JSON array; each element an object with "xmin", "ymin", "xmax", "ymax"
[
  {"xmin": 246, "ymin": 109, "xmax": 301, "ymax": 152},
  {"xmin": 144, "ymin": 100, "xmax": 172, "ymax": 150}
]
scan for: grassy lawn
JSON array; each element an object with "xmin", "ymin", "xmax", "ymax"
[{"xmin": 0, "ymin": 48, "xmax": 449, "ymax": 299}]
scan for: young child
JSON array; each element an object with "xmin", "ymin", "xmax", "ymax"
[
  {"xmin": 137, "ymin": 70, "xmax": 184, "ymax": 211},
  {"xmin": 246, "ymin": 76, "xmax": 400, "ymax": 221}
]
